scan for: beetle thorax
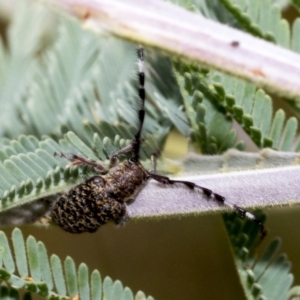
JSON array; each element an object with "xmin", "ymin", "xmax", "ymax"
[{"xmin": 104, "ymin": 160, "xmax": 148, "ymax": 202}]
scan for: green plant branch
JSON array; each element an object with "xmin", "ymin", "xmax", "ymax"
[
  {"xmin": 0, "ymin": 228, "xmax": 154, "ymax": 300},
  {"xmin": 1, "ymin": 141, "xmax": 300, "ymax": 225},
  {"xmin": 41, "ymin": 0, "xmax": 300, "ymax": 101},
  {"xmin": 131, "ymin": 164, "xmax": 300, "ymax": 219}
]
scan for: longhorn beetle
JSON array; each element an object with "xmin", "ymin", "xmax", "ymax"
[{"xmin": 52, "ymin": 47, "xmax": 266, "ymax": 237}]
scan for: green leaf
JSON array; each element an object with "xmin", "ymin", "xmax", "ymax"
[
  {"xmin": 65, "ymin": 257, "xmax": 78, "ymax": 298},
  {"xmin": 0, "ymin": 283, "xmax": 32, "ymax": 300},
  {"xmin": 218, "ymin": 0, "xmax": 292, "ymax": 46},
  {"xmin": 0, "ymin": 232, "xmax": 15, "ymax": 273},
  {"xmin": 37, "ymin": 242, "xmax": 53, "ymax": 291},
  {"xmin": 26, "ymin": 236, "xmax": 41, "ymax": 282},
  {"xmin": 135, "ymin": 291, "xmax": 147, "ymax": 300},
  {"xmin": 90, "ymin": 270, "xmax": 102, "ymax": 300},
  {"xmin": 12, "ymin": 228, "xmax": 27, "ymax": 278},
  {"xmin": 270, "ymin": 109, "xmax": 285, "ymax": 149},
  {"xmin": 122, "ymin": 288, "xmax": 134, "ymax": 300},
  {"xmin": 112, "ymin": 281, "xmax": 124, "ymax": 300},
  {"xmin": 224, "ymin": 212, "xmax": 294, "ymax": 300},
  {"xmin": 66, "ymin": 132, "xmax": 99, "ymax": 161},
  {"xmin": 50, "ymin": 255, "xmax": 66, "ymax": 296},
  {"xmin": 0, "ymin": 228, "xmax": 153, "ymax": 299},
  {"xmin": 78, "ymin": 263, "xmax": 89, "ymax": 300},
  {"xmin": 103, "ymin": 277, "xmax": 114, "ymax": 300}
]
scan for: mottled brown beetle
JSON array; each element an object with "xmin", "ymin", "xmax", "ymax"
[{"xmin": 51, "ymin": 48, "xmax": 266, "ymax": 236}]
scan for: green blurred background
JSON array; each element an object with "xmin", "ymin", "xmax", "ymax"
[
  {"xmin": 1, "ymin": 205, "xmax": 299, "ymax": 299},
  {"xmin": 0, "ymin": 1, "xmax": 300, "ymax": 299}
]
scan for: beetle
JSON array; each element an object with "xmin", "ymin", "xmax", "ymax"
[{"xmin": 51, "ymin": 47, "xmax": 266, "ymax": 237}]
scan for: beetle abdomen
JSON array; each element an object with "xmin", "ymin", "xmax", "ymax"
[{"xmin": 51, "ymin": 175, "xmax": 128, "ymax": 233}]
